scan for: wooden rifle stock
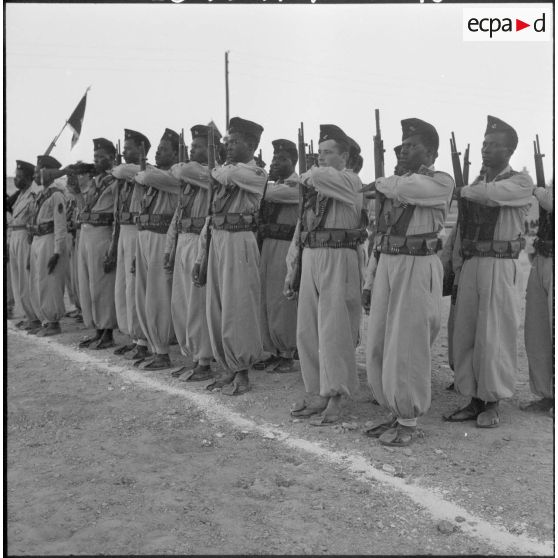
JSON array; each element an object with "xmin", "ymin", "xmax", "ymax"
[
  {"xmin": 116, "ymin": 140, "xmax": 122, "ymax": 166},
  {"xmin": 373, "ymin": 109, "xmax": 385, "ymax": 238},
  {"xmin": 462, "ymin": 143, "xmax": 470, "ymax": 186},
  {"xmin": 292, "ymin": 123, "xmax": 307, "ymax": 293},
  {"xmin": 139, "ymin": 141, "xmax": 147, "ymax": 171},
  {"xmin": 449, "ymin": 132, "xmax": 464, "ymax": 188},
  {"xmin": 534, "ymin": 134, "xmax": 545, "ymax": 188}
]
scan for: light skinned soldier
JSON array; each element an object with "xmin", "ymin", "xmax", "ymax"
[
  {"xmin": 446, "ymin": 116, "xmax": 532, "ymax": 428},
  {"xmin": 284, "ymin": 124, "xmax": 365, "ymax": 425}
]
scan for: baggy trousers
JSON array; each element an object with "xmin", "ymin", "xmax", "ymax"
[
  {"xmin": 259, "ymin": 237, "xmax": 298, "ymax": 357},
  {"xmin": 524, "ymin": 255, "xmax": 553, "ymax": 399},
  {"xmin": 171, "ymin": 232, "xmax": 212, "ymax": 364},
  {"xmin": 9, "ymin": 229, "xmax": 37, "ymax": 322},
  {"xmin": 136, "ymin": 229, "xmax": 173, "ymax": 354},
  {"xmin": 366, "ymin": 254, "xmax": 442, "ymax": 419},
  {"xmin": 297, "ymin": 247, "xmax": 361, "ymax": 398},
  {"xmin": 206, "ymin": 229, "xmax": 262, "ymax": 372},
  {"xmin": 29, "ymin": 233, "xmax": 66, "ymax": 323},
  {"xmin": 453, "ymin": 257, "xmax": 521, "ymax": 402},
  {"xmin": 115, "ymin": 224, "xmax": 144, "ymax": 342},
  {"xmin": 78, "ymin": 224, "xmax": 117, "ymax": 330}
]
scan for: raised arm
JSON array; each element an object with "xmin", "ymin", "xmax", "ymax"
[{"xmin": 461, "ymin": 171, "xmax": 533, "ymax": 207}]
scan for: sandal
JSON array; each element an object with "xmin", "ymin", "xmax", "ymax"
[
  {"xmin": 363, "ymin": 417, "xmax": 398, "ymax": 438},
  {"xmin": 221, "ymin": 380, "xmax": 251, "ymax": 396},
  {"xmin": 290, "ymin": 398, "xmax": 327, "ymax": 418},
  {"xmin": 379, "ymin": 424, "xmax": 416, "ymax": 447},
  {"xmin": 444, "ymin": 399, "xmax": 485, "ymax": 422},
  {"xmin": 309, "ymin": 413, "xmax": 340, "ymax": 426},
  {"xmin": 180, "ymin": 365, "xmax": 213, "ymax": 382},
  {"xmin": 206, "ymin": 371, "xmax": 236, "ymax": 391}
]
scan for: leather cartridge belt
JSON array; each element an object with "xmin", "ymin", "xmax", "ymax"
[
  {"xmin": 28, "ymin": 222, "xmax": 54, "ymax": 236},
  {"xmin": 258, "ymin": 222, "xmax": 296, "ymax": 242},
  {"xmin": 461, "ymin": 238, "xmax": 525, "ymax": 259},
  {"xmin": 211, "ymin": 213, "xmax": 257, "ymax": 233},
  {"xmin": 376, "ymin": 234, "xmax": 442, "ymax": 256},
  {"xmin": 178, "ymin": 216, "xmax": 206, "ymax": 235},
  {"xmin": 301, "ymin": 228, "xmax": 367, "ymax": 250},
  {"xmin": 119, "ymin": 211, "xmax": 138, "ymax": 225},
  {"xmin": 9, "ymin": 225, "xmax": 28, "ymax": 231},
  {"xmin": 137, "ymin": 213, "xmax": 173, "ymax": 234},
  {"xmin": 533, "ymin": 238, "xmax": 554, "ymax": 258},
  {"xmin": 78, "ymin": 212, "xmax": 114, "ymax": 226}
]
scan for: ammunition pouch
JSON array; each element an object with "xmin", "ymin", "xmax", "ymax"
[
  {"xmin": 258, "ymin": 223, "xmax": 296, "ymax": 242},
  {"xmin": 137, "ymin": 213, "xmax": 173, "ymax": 234},
  {"xmin": 534, "ymin": 238, "xmax": 554, "ymax": 258},
  {"xmin": 119, "ymin": 211, "xmax": 138, "ymax": 225},
  {"xmin": 78, "ymin": 212, "xmax": 114, "ymax": 226},
  {"xmin": 178, "ymin": 216, "xmax": 206, "ymax": 235},
  {"xmin": 301, "ymin": 228, "xmax": 367, "ymax": 249},
  {"xmin": 461, "ymin": 238, "xmax": 525, "ymax": 259},
  {"xmin": 375, "ymin": 234, "xmax": 442, "ymax": 256},
  {"xmin": 28, "ymin": 221, "xmax": 54, "ymax": 237},
  {"xmin": 211, "ymin": 213, "xmax": 257, "ymax": 233}
]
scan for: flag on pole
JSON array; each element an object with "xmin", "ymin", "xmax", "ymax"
[{"xmin": 67, "ymin": 87, "xmax": 90, "ymax": 149}]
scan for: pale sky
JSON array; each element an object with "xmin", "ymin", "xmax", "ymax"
[{"xmin": 5, "ymin": 2, "xmax": 554, "ymax": 185}]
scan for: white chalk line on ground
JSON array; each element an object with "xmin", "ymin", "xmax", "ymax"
[{"xmin": 7, "ymin": 326, "xmax": 553, "ymax": 556}]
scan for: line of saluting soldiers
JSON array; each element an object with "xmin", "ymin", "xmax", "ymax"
[{"xmin": 7, "ymin": 114, "xmax": 553, "ymax": 447}]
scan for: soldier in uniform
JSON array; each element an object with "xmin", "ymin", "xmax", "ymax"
[
  {"xmin": 9, "ymin": 160, "xmax": 39, "ymax": 330},
  {"xmin": 164, "ymin": 124, "xmax": 217, "ymax": 381},
  {"xmin": 284, "ymin": 124, "xmax": 365, "ymax": 425},
  {"xmin": 446, "ymin": 116, "xmax": 532, "ymax": 428},
  {"xmin": 111, "ymin": 129, "xmax": 152, "ymax": 360},
  {"xmin": 193, "ymin": 116, "xmax": 267, "ymax": 395},
  {"xmin": 254, "ymin": 139, "xmax": 299, "ymax": 373},
  {"xmin": 70, "ymin": 139, "xmax": 119, "ymax": 349},
  {"xmin": 363, "ymin": 118, "xmax": 454, "ymax": 446},
  {"xmin": 523, "ymin": 183, "xmax": 553, "ymax": 414},
  {"xmin": 134, "ymin": 128, "xmax": 180, "ymax": 370},
  {"xmin": 28, "ymin": 155, "xmax": 68, "ymax": 336}
]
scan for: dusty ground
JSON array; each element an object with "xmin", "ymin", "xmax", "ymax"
[{"xmin": 6, "ymin": 252, "xmax": 554, "ymax": 555}]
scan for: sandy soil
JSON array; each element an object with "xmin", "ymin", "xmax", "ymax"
[{"xmin": 6, "ymin": 252, "xmax": 553, "ymax": 555}]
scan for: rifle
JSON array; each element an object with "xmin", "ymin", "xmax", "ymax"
[
  {"xmin": 449, "ymin": 132, "xmax": 464, "ymax": 188},
  {"xmin": 462, "ymin": 143, "xmax": 470, "ymax": 186},
  {"xmin": 178, "ymin": 129, "xmax": 188, "ymax": 163},
  {"xmin": 373, "ymin": 109, "xmax": 385, "ymax": 235},
  {"xmin": 197, "ymin": 126, "xmax": 218, "ymax": 286},
  {"xmin": 116, "ymin": 140, "xmax": 122, "ymax": 165},
  {"xmin": 533, "ymin": 134, "xmax": 545, "ymax": 188},
  {"xmin": 291, "ymin": 122, "xmax": 308, "ymax": 293},
  {"xmin": 139, "ymin": 141, "xmax": 147, "ymax": 171}
]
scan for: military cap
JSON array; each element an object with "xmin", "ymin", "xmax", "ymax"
[
  {"xmin": 485, "ymin": 115, "xmax": 518, "ymax": 150},
  {"xmin": 161, "ymin": 128, "xmax": 180, "ymax": 150},
  {"xmin": 36, "ymin": 155, "xmax": 62, "ymax": 169},
  {"xmin": 347, "ymin": 136, "xmax": 361, "ymax": 158},
  {"xmin": 93, "ymin": 137, "xmax": 116, "ymax": 154},
  {"xmin": 319, "ymin": 124, "xmax": 349, "ymax": 145},
  {"xmin": 191, "ymin": 124, "xmax": 221, "ymax": 143},
  {"xmin": 124, "ymin": 129, "xmax": 151, "ymax": 154},
  {"xmin": 228, "ymin": 117, "xmax": 264, "ymax": 142},
  {"xmin": 401, "ymin": 118, "xmax": 439, "ymax": 151},
  {"xmin": 272, "ymin": 139, "xmax": 298, "ymax": 162},
  {"xmin": 16, "ymin": 160, "xmax": 36, "ymax": 177}
]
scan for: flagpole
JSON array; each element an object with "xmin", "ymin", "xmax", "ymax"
[{"xmin": 43, "ymin": 121, "xmax": 70, "ymax": 157}]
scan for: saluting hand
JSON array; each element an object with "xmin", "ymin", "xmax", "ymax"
[{"xmin": 47, "ymin": 253, "xmax": 60, "ymax": 274}]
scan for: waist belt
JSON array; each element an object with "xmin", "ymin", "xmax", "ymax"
[
  {"xmin": 211, "ymin": 213, "xmax": 257, "ymax": 232},
  {"xmin": 178, "ymin": 216, "xmax": 206, "ymax": 235},
  {"xmin": 9, "ymin": 225, "xmax": 28, "ymax": 231},
  {"xmin": 301, "ymin": 228, "xmax": 367, "ymax": 249},
  {"xmin": 28, "ymin": 222, "xmax": 54, "ymax": 236},
  {"xmin": 137, "ymin": 213, "xmax": 173, "ymax": 234},
  {"xmin": 376, "ymin": 235, "xmax": 442, "ymax": 256},
  {"xmin": 259, "ymin": 223, "xmax": 296, "ymax": 242},
  {"xmin": 461, "ymin": 238, "xmax": 525, "ymax": 259},
  {"xmin": 79, "ymin": 212, "xmax": 114, "ymax": 226},
  {"xmin": 534, "ymin": 238, "xmax": 553, "ymax": 258},
  {"xmin": 119, "ymin": 211, "xmax": 138, "ymax": 225}
]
